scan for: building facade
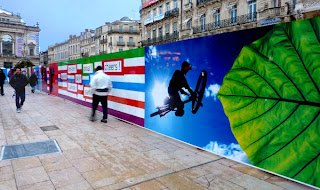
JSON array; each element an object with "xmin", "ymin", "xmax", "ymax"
[
  {"xmin": 80, "ymin": 29, "xmax": 95, "ymax": 58},
  {"xmin": 0, "ymin": 9, "xmax": 40, "ymax": 68},
  {"xmin": 106, "ymin": 17, "xmax": 141, "ymax": 53},
  {"xmin": 140, "ymin": 0, "xmax": 319, "ymax": 46},
  {"xmin": 68, "ymin": 35, "xmax": 80, "ymax": 60},
  {"xmin": 53, "ymin": 41, "xmax": 68, "ymax": 63}
]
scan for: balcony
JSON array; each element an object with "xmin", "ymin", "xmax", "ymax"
[
  {"xmin": 117, "ymin": 41, "xmax": 125, "ymax": 46},
  {"xmin": 81, "ymin": 52, "xmax": 89, "ymax": 57},
  {"xmin": 108, "ymin": 29, "xmax": 140, "ymax": 34},
  {"xmin": 100, "ymin": 51, "xmax": 108, "ymax": 55},
  {"xmin": 100, "ymin": 39, "xmax": 108, "ymax": 44},
  {"xmin": 193, "ymin": 13, "xmax": 257, "ymax": 34},
  {"xmin": 142, "ymin": 32, "xmax": 179, "ymax": 46},
  {"xmin": 127, "ymin": 42, "xmax": 136, "ymax": 46},
  {"xmin": 197, "ymin": 0, "xmax": 215, "ymax": 6},
  {"xmin": 184, "ymin": 3, "xmax": 193, "ymax": 12},
  {"xmin": 259, "ymin": 5, "xmax": 292, "ymax": 20},
  {"xmin": 165, "ymin": 8, "xmax": 179, "ymax": 18}
]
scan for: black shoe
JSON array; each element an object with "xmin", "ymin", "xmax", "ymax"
[
  {"xmin": 90, "ymin": 116, "xmax": 95, "ymax": 122},
  {"xmin": 32, "ymin": 90, "xmax": 34, "ymax": 93},
  {"xmin": 1, "ymin": 94, "xmax": 4, "ymax": 96},
  {"xmin": 101, "ymin": 119, "xmax": 107, "ymax": 123}
]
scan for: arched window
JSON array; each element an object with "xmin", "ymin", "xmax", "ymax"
[{"xmin": 2, "ymin": 34, "xmax": 12, "ymax": 56}]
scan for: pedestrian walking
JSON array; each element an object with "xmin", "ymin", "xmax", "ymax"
[
  {"xmin": 90, "ymin": 66, "xmax": 112, "ymax": 123},
  {"xmin": 0, "ymin": 69, "xmax": 5, "ymax": 96},
  {"xmin": 29, "ymin": 72, "xmax": 38, "ymax": 93},
  {"xmin": 9, "ymin": 68, "xmax": 29, "ymax": 113}
]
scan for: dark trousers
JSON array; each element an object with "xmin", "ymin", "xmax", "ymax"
[
  {"xmin": 168, "ymin": 89, "xmax": 184, "ymax": 111},
  {"xmin": 92, "ymin": 94, "xmax": 108, "ymax": 119},
  {"xmin": 16, "ymin": 89, "xmax": 25, "ymax": 109},
  {"xmin": 0, "ymin": 83, "xmax": 3, "ymax": 95}
]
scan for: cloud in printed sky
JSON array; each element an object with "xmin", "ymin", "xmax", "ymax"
[
  {"xmin": 203, "ymin": 141, "xmax": 251, "ymax": 164},
  {"xmin": 205, "ymin": 84, "xmax": 221, "ymax": 101}
]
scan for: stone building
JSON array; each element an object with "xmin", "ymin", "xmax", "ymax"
[
  {"xmin": 68, "ymin": 35, "xmax": 80, "ymax": 60},
  {"xmin": 139, "ymin": 0, "xmax": 319, "ymax": 46},
  {"xmin": 80, "ymin": 29, "xmax": 95, "ymax": 58},
  {"xmin": 0, "ymin": 9, "xmax": 40, "ymax": 68},
  {"xmin": 53, "ymin": 41, "xmax": 68, "ymax": 63},
  {"xmin": 48, "ymin": 16, "xmax": 141, "ymax": 62},
  {"xmin": 105, "ymin": 17, "xmax": 141, "ymax": 53}
]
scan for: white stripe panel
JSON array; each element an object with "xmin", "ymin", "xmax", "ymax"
[
  {"xmin": 58, "ymin": 89, "xmax": 78, "ymax": 99},
  {"xmin": 78, "ymin": 85, "xmax": 83, "ymax": 90},
  {"xmin": 58, "ymin": 65, "xmax": 67, "ymax": 70},
  {"xmin": 83, "ymin": 76, "xmax": 90, "ymax": 80},
  {"xmin": 68, "ymin": 75, "xmax": 75, "ymax": 79},
  {"xmin": 108, "ymin": 101, "xmax": 144, "ymax": 118},
  {"xmin": 77, "ymin": 64, "xmax": 82, "ymax": 70},
  {"xmin": 124, "ymin": 57, "xmax": 145, "ymax": 67},
  {"xmin": 110, "ymin": 89, "xmax": 145, "ymax": 102},
  {"xmin": 110, "ymin": 74, "xmax": 145, "ymax": 83}
]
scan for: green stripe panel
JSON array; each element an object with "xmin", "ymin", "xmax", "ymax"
[{"xmin": 58, "ymin": 48, "xmax": 145, "ymax": 66}]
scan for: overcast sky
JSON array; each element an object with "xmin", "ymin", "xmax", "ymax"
[{"xmin": 0, "ymin": 0, "xmax": 141, "ymax": 51}]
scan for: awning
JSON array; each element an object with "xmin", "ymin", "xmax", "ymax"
[{"xmin": 183, "ymin": 18, "xmax": 191, "ymax": 25}]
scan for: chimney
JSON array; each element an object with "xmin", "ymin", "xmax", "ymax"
[
  {"xmin": 69, "ymin": 35, "xmax": 72, "ymax": 39},
  {"xmin": 85, "ymin": 29, "xmax": 88, "ymax": 32}
]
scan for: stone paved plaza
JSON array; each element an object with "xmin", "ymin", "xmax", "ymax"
[{"xmin": 0, "ymin": 85, "xmax": 316, "ymax": 190}]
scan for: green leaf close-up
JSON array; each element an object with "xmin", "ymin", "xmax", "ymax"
[{"xmin": 217, "ymin": 17, "xmax": 320, "ymax": 187}]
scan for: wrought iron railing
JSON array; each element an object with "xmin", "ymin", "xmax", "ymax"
[
  {"xmin": 196, "ymin": 0, "xmax": 214, "ymax": 6},
  {"xmin": 108, "ymin": 29, "xmax": 140, "ymax": 34},
  {"xmin": 117, "ymin": 41, "xmax": 125, "ymax": 46},
  {"xmin": 100, "ymin": 39, "xmax": 108, "ymax": 44},
  {"xmin": 142, "ymin": 32, "xmax": 179, "ymax": 46},
  {"xmin": 127, "ymin": 42, "xmax": 135, "ymax": 46},
  {"xmin": 259, "ymin": 5, "xmax": 293, "ymax": 19},
  {"xmin": 193, "ymin": 13, "xmax": 257, "ymax": 34},
  {"xmin": 165, "ymin": 8, "xmax": 179, "ymax": 18}
]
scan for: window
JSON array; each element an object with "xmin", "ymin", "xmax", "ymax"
[
  {"xmin": 248, "ymin": 0, "xmax": 257, "ymax": 20},
  {"xmin": 119, "ymin": 25, "xmax": 123, "ymax": 32},
  {"xmin": 274, "ymin": 0, "xmax": 280, "ymax": 7},
  {"xmin": 174, "ymin": 0, "xmax": 178, "ymax": 9},
  {"xmin": 165, "ymin": 24, "xmax": 170, "ymax": 35},
  {"xmin": 152, "ymin": 28, "xmax": 156, "ymax": 42},
  {"xmin": 158, "ymin": 27, "xmax": 163, "ymax": 38},
  {"xmin": 200, "ymin": 14, "xmax": 206, "ymax": 31},
  {"xmin": 159, "ymin": 5, "xmax": 163, "ymax": 14},
  {"xmin": 147, "ymin": 30, "xmax": 151, "ymax": 42},
  {"xmin": 148, "ymin": 11, "xmax": 151, "ymax": 19},
  {"xmin": 119, "ymin": 36, "xmax": 123, "ymax": 43},
  {"xmin": 173, "ymin": 22, "xmax": 177, "ymax": 36},
  {"xmin": 187, "ymin": 19, "xmax": 192, "ymax": 29},
  {"xmin": 2, "ymin": 34, "xmax": 12, "ymax": 56},
  {"xmin": 214, "ymin": 9, "xmax": 220, "ymax": 28},
  {"xmin": 153, "ymin": 8, "xmax": 157, "ymax": 17},
  {"xmin": 119, "ymin": 48, "xmax": 123, "ymax": 52},
  {"xmin": 188, "ymin": 0, "xmax": 192, "ymax": 3},
  {"xmin": 30, "ymin": 48, "xmax": 34, "ymax": 56},
  {"xmin": 129, "ymin": 37, "xmax": 133, "ymax": 43},
  {"xmin": 166, "ymin": 2, "xmax": 170, "ymax": 12},
  {"xmin": 129, "ymin": 26, "xmax": 134, "ymax": 33},
  {"xmin": 230, "ymin": 5, "xmax": 237, "ymax": 24}
]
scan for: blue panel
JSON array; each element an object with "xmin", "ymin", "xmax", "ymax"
[{"xmin": 112, "ymin": 81, "xmax": 145, "ymax": 92}]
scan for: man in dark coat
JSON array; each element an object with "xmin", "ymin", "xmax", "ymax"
[
  {"xmin": 10, "ymin": 68, "xmax": 29, "ymax": 113},
  {"xmin": 0, "ymin": 69, "xmax": 5, "ymax": 96},
  {"xmin": 168, "ymin": 61, "xmax": 194, "ymax": 116},
  {"xmin": 29, "ymin": 72, "xmax": 38, "ymax": 93}
]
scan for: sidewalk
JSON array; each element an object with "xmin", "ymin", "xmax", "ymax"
[{"xmin": 0, "ymin": 85, "xmax": 315, "ymax": 190}]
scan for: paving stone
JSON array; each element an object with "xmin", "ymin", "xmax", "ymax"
[
  {"xmin": 15, "ymin": 166, "xmax": 49, "ymax": 187},
  {"xmin": 18, "ymin": 181, "xmax": 55, "ymax": 190},
  {"xmin": 48, "ymin": 167, "xmax": 85, "ymax": 188}
]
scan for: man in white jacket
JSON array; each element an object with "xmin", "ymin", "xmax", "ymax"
[{"xmin": 90, "ymin": 66, "xmax": 112, "ymax": 123}]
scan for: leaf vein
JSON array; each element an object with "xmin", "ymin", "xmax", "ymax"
[
  {"xmin": 234, "ymin": 101, "xmax": 279, "ymax": 129},
  {"xmin": 255, "ymin": 111, "xmax": 320, "ymax": 165},
  {"xmin": 247, "ymin": 46, "xmax": 307, "ymax": 101},
  {"xmin": 292, "ymin": 152, "xmax": 320, "ymax": 178},
  {"xmin": 245, "ymin": 105, "xmax": 300, "ymax": 150},
  {"xmin": 280, "ymin": 24, "xmax": 320, "ymax": 97}
]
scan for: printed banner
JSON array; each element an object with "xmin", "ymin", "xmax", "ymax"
[{"xmin": 145, "ymin": 17, "xmax": 320, "ymax": 188}]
